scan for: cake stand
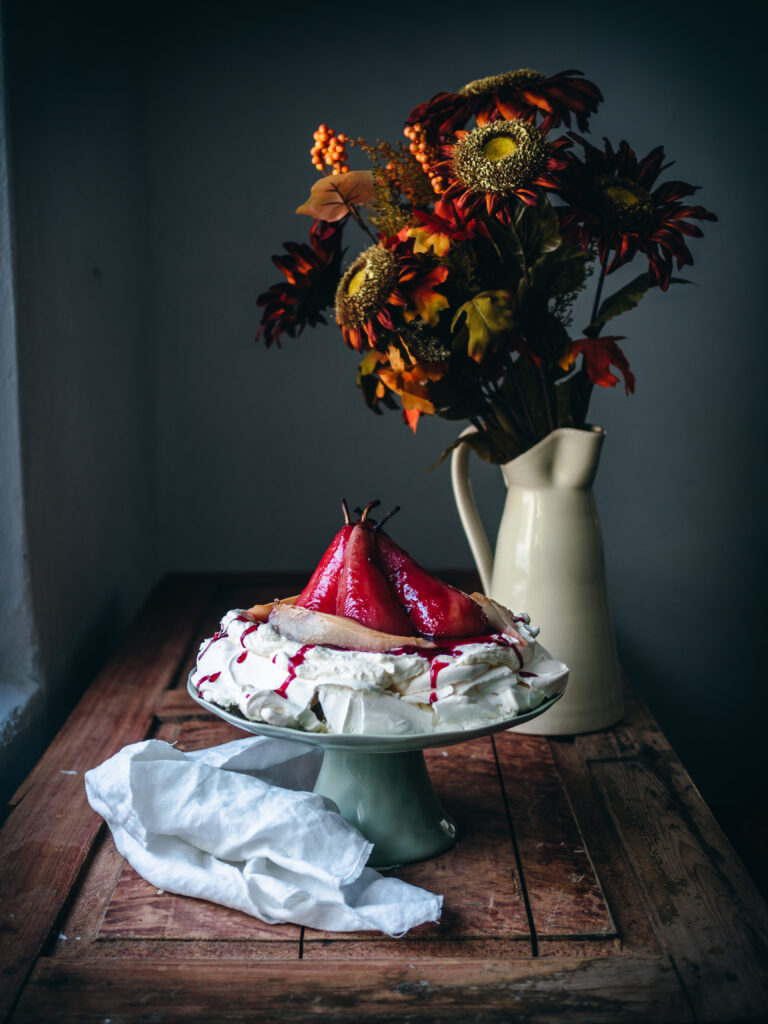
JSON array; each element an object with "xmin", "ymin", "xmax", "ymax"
[{"xmin": 187, "ymin": 674, "xmax": 565, "ymax": 868}]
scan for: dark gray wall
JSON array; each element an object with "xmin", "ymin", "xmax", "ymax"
[{"xmin": 3, "ymin": 0, "xmax": 766, "ymax": 849}]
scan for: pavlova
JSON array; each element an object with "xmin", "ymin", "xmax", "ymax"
[{"xmin": 191, "ymin": 501, "xmax": 568, "ymax": 735}]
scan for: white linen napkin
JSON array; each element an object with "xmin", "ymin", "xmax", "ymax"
[{"xmin": 85, "ymin": 736, "xmax": 442, "ymax": 937}]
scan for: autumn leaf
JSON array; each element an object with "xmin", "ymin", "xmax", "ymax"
[
  {"xmin": 451, "ymin": 290, "xmax": 516, "ymax": 362},
  {"xmin": 403, "ymin": 265, "xmax": 450, "ymax": 327},
  {"xmin": 296, "ymin": 171, "xmax": 376, "ymax": 222}
]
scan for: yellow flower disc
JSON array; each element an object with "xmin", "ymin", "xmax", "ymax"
[
  {"xmin": 483, "ymin": 135, "xmax": 519, "ymax": 162},
  {"xmin": 603, "ymin": 184, "xmax": 642, "ymax": 207},
  {"xmin": 346, "ymin": 267, "xmax": 368, "ymax": 296}
]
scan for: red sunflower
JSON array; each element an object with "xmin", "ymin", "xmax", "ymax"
[
  {"xmin": 556, "ymin": 135, "xmax": 717, "ymax": 289},
  {"xmin": 257, "ymin": 219, "xmax": 346, "ymax": 347},
  {"xmin": 406, "ymin": 69, "xmax": 602, "ymax": 147},
  {"xmin": 437, "ymin": 119, "xmax": 569, "ymax": 218},
  {"xmin": 334, "ymin": 240, "xmax": 449, "ymax": 351}
]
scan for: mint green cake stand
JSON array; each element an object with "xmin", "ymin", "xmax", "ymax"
[{"xmin": 188, "ymin": 676, "xmax": 564, "ymax": 868}]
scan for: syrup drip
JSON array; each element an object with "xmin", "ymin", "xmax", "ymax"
[
  {"xmin": 274, "ymin": 644, "xmax": 315, "ymax": 699},
  {"xmin": 198, "ymin": 629, "xmax": 227, "ymax": 661},
  {"xmin": 240, "ymin": 624, "xmax": 259, "ymax": 648},
  {"xmin": 236, "ymin": 651, "xmax": 248, "ymax": 664},
  {"xmin": 391, "ymin": 632, "xmax": 525, "ymax": 701},
  {"xmin": 196, "ymin": 671, "xmax": 221, "ymax": 693},
  {"xmin": 429, "ymin": 659, "xmax": 449, "ymax": 704},
  {"xmin": 198, "ymin": 615, "xmax": 256, "ymax": 663}
]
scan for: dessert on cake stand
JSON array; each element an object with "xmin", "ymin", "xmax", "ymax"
[
  {"xmin": 188, "ymin": 677, "xmax": 565, "ymax": 867},
  {"xmin": 190, "ymin": 500, "xmax": 567, "ymax": 867}
]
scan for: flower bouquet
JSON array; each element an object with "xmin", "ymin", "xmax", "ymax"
[{"xmin": 257, "ymin": 69, "xmax": 715, "ymax": 466}]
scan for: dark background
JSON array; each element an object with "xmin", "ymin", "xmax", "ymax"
[{"xmin": 3, "ymin": 0, "xmax": 767, "ymax": 883}]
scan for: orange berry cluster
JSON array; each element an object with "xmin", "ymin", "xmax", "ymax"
[
  {"xmin": 404, "ymin": 123, "xmax": 446, "ymax": 194},
  {"xmin": 384, "ymin": 160, "xmax": 400, "ymax": 191},
  {"xmin": 311, "ymin": 125, "xmax": 350, "ymax": 175}
]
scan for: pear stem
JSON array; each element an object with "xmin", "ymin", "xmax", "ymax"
[
  {"xmin": 340, "ymin": 498, "xmax": 350, "ymax": 525},
  {"xmin": 360, "ymin": 499, "xmax": 381, "ymax": 523},
  {"xmin": 373, "ymin": 505, "xmax": 400, "ymax": 531}
]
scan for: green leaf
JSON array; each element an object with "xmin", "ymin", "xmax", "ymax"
[
  {"xmin": 358, "ymin": 350, "xmax": 381, "ymax": 376},
  {"xmin": 432, "ymin": 427, "xmax": 524, "ymax": 469},
  {"xmin": 555, "ymin": 368, "xmax": 592, "ymax": 429},
  {"xmin": 510, "ymin": 197, "xmax": 561, "ymax": 266},
  {"xmin": 531, "ymin": 244, "xmax": 590, "ymax": 300},
  {"xmin": 485, "ymin": 197, "xmax": 561, "ymax": 277},
  {"xmin": 513, "ymin": 356, "xmax": 552, "ymax": 439},
  {"xmin": 451, "ymin": 290, "xmax": 516, "ymax": 362},
  {"xmin": 584, "ymin": 274, "xmax": 692, "ymax": 335}
]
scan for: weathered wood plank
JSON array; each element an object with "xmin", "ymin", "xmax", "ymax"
[
  {"xmin": 0, "ymin": 575, "xmax": 211, "ymax": 1023},
  {"xmin": 154, "ymin": 718, "xmax": 246, "ymax": 749},
  {"xmin": 155, "ymin": 688, "xmax": 211, "ymax": 718},
  {"xmin": 53, "ymin": 828, "xmax": 126, "ymax": 947},
  {"xmin": 494, "ymin": 731, "xmax": 616, "ymax": 941},
  {"xmin": 11, "ymin": 956, "xmax": 693, "ymax": 1023},
  {"xmin": 547, "ymin": 737, "xmax": 662, "ymax": 957},
  {"xmin": 304, "ymin": 737, "xmax": 531, "ymax": 951},
  {"xmin": 52, "ymin": 819, "xmax": 301, "ymax": 956},
  {"xmin": 590, "ymin": 754, "xmax": 768, "ymax": 1022},
  {"xmin": 52, "ymin": 937, "xmax": 300, "ymax": 961},
  {"xmin": 99, "ymin": 863, "xmax": 300, "ymax": 942},
  {"xmin": 301, "ymin": 937, "xmax": 530, "ymax": 960}
]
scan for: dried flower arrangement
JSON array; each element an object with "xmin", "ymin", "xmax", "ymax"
[{"xmin": 258, "ymin": 69, "xmax": 715, "ymax": 464}]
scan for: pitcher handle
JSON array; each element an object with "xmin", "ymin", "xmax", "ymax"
[{"xmin": 450, "ymin": 427, "xmax": 494, "ymax": 594}]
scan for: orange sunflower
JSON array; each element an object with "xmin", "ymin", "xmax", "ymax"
[
  {"xmin": 334, "ymin": 240, "xmax": 449, "ymax": 351},
  {"xmin": 556, "ymin": 135, "xmax": 717, "ymax": 289},
  {"xmin": 257, "ymin": 219, "xmax": 345, "ymax": 347},
  {"xmin": 406, "ymin": 69, "xmax": 602, "ymax": 147}
]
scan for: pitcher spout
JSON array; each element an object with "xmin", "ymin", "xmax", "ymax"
[{"xmin": 501, "ymin": 426, "xmax": 606, "ymax": 491}]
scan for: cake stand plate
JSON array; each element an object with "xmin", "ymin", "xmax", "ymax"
[{"xmin": 187, "ymin": 675, "xmax": 565, "ymax": 867}]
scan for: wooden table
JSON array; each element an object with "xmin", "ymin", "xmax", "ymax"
[{"xmin": 1, "ymin": 572, "xmax": 767, "ymax": 1023}]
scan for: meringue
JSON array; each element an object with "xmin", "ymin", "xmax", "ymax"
[{"xmin": 192, "ymin": 610, "xmax": 568, "ymax": 736}]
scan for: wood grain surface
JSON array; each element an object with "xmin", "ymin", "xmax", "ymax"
[{"xmin": 1, "ymin": 572, "xmax": 767, "ymax": 1023}]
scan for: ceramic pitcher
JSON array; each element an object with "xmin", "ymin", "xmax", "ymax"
[{"xmin": 451, "ymin": 425, "xmax": 623, "ymax": 734}]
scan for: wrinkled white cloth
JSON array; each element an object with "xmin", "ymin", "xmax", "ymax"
[{"xmin": 85, "ymin": 736, "xmax": 442, "ymax": 937}]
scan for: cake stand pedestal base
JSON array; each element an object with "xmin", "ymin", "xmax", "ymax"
[{"xmin": 313, "ymin": 749, "xmax": 457, "ymax": 868}]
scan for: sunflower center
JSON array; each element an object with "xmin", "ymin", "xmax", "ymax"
[
  {"xmin": 453, "ymin": 119, "xmax": 548, "ymax": 196},
  {"xmin": 335, "ymin": 245, "xmax": 399, "ymax": 330},
  {"xmin": 604, "ymin": 184, "xmax": 642, "ymax": 207},
  {"xmin": 597, "ymin": 176, "xmax": 654, "ymax": 230},
  {"xmin": 346, "ymin": 267, "xmax": 368, "ymax": 297},
  {"xmin": 483, "ymin": 135, "xmax": 519, "ymax": 162}
]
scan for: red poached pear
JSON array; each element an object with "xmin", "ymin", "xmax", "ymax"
[
  {"xmin": 376, "ymin": 530, "xmax": 489, "ymax": 638},
  {"xmin": 294, "ymin": 522, "xmax": 354, "ymax": 613},
  {"xmin": 291, "ymin": 499, "xmax": 491, "ymax": 640},
  {"xmin": 336, "ymin": 511, "xmax": 414, "ymax": 635}
]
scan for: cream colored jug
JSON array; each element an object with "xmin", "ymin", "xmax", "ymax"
[{"xmin": 451, "ymin": 425, "xmax": 623, "ymax": 734}]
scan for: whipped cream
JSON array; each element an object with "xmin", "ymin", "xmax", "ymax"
[{"xmin": 192, "ymin": 610, "xmax": 568, "ymax": 736}]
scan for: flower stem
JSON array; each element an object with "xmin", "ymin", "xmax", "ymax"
[
  {"xmin": 538, "ymin": 364, "xmax": 555, "ymax": 434},
  {"xmin": 505, "ymin": 354, "xmax": 538, "ymax": 440},
  {"xmin": 589, "ymin": 258, "xmax": 608, "ymax": 331}
]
